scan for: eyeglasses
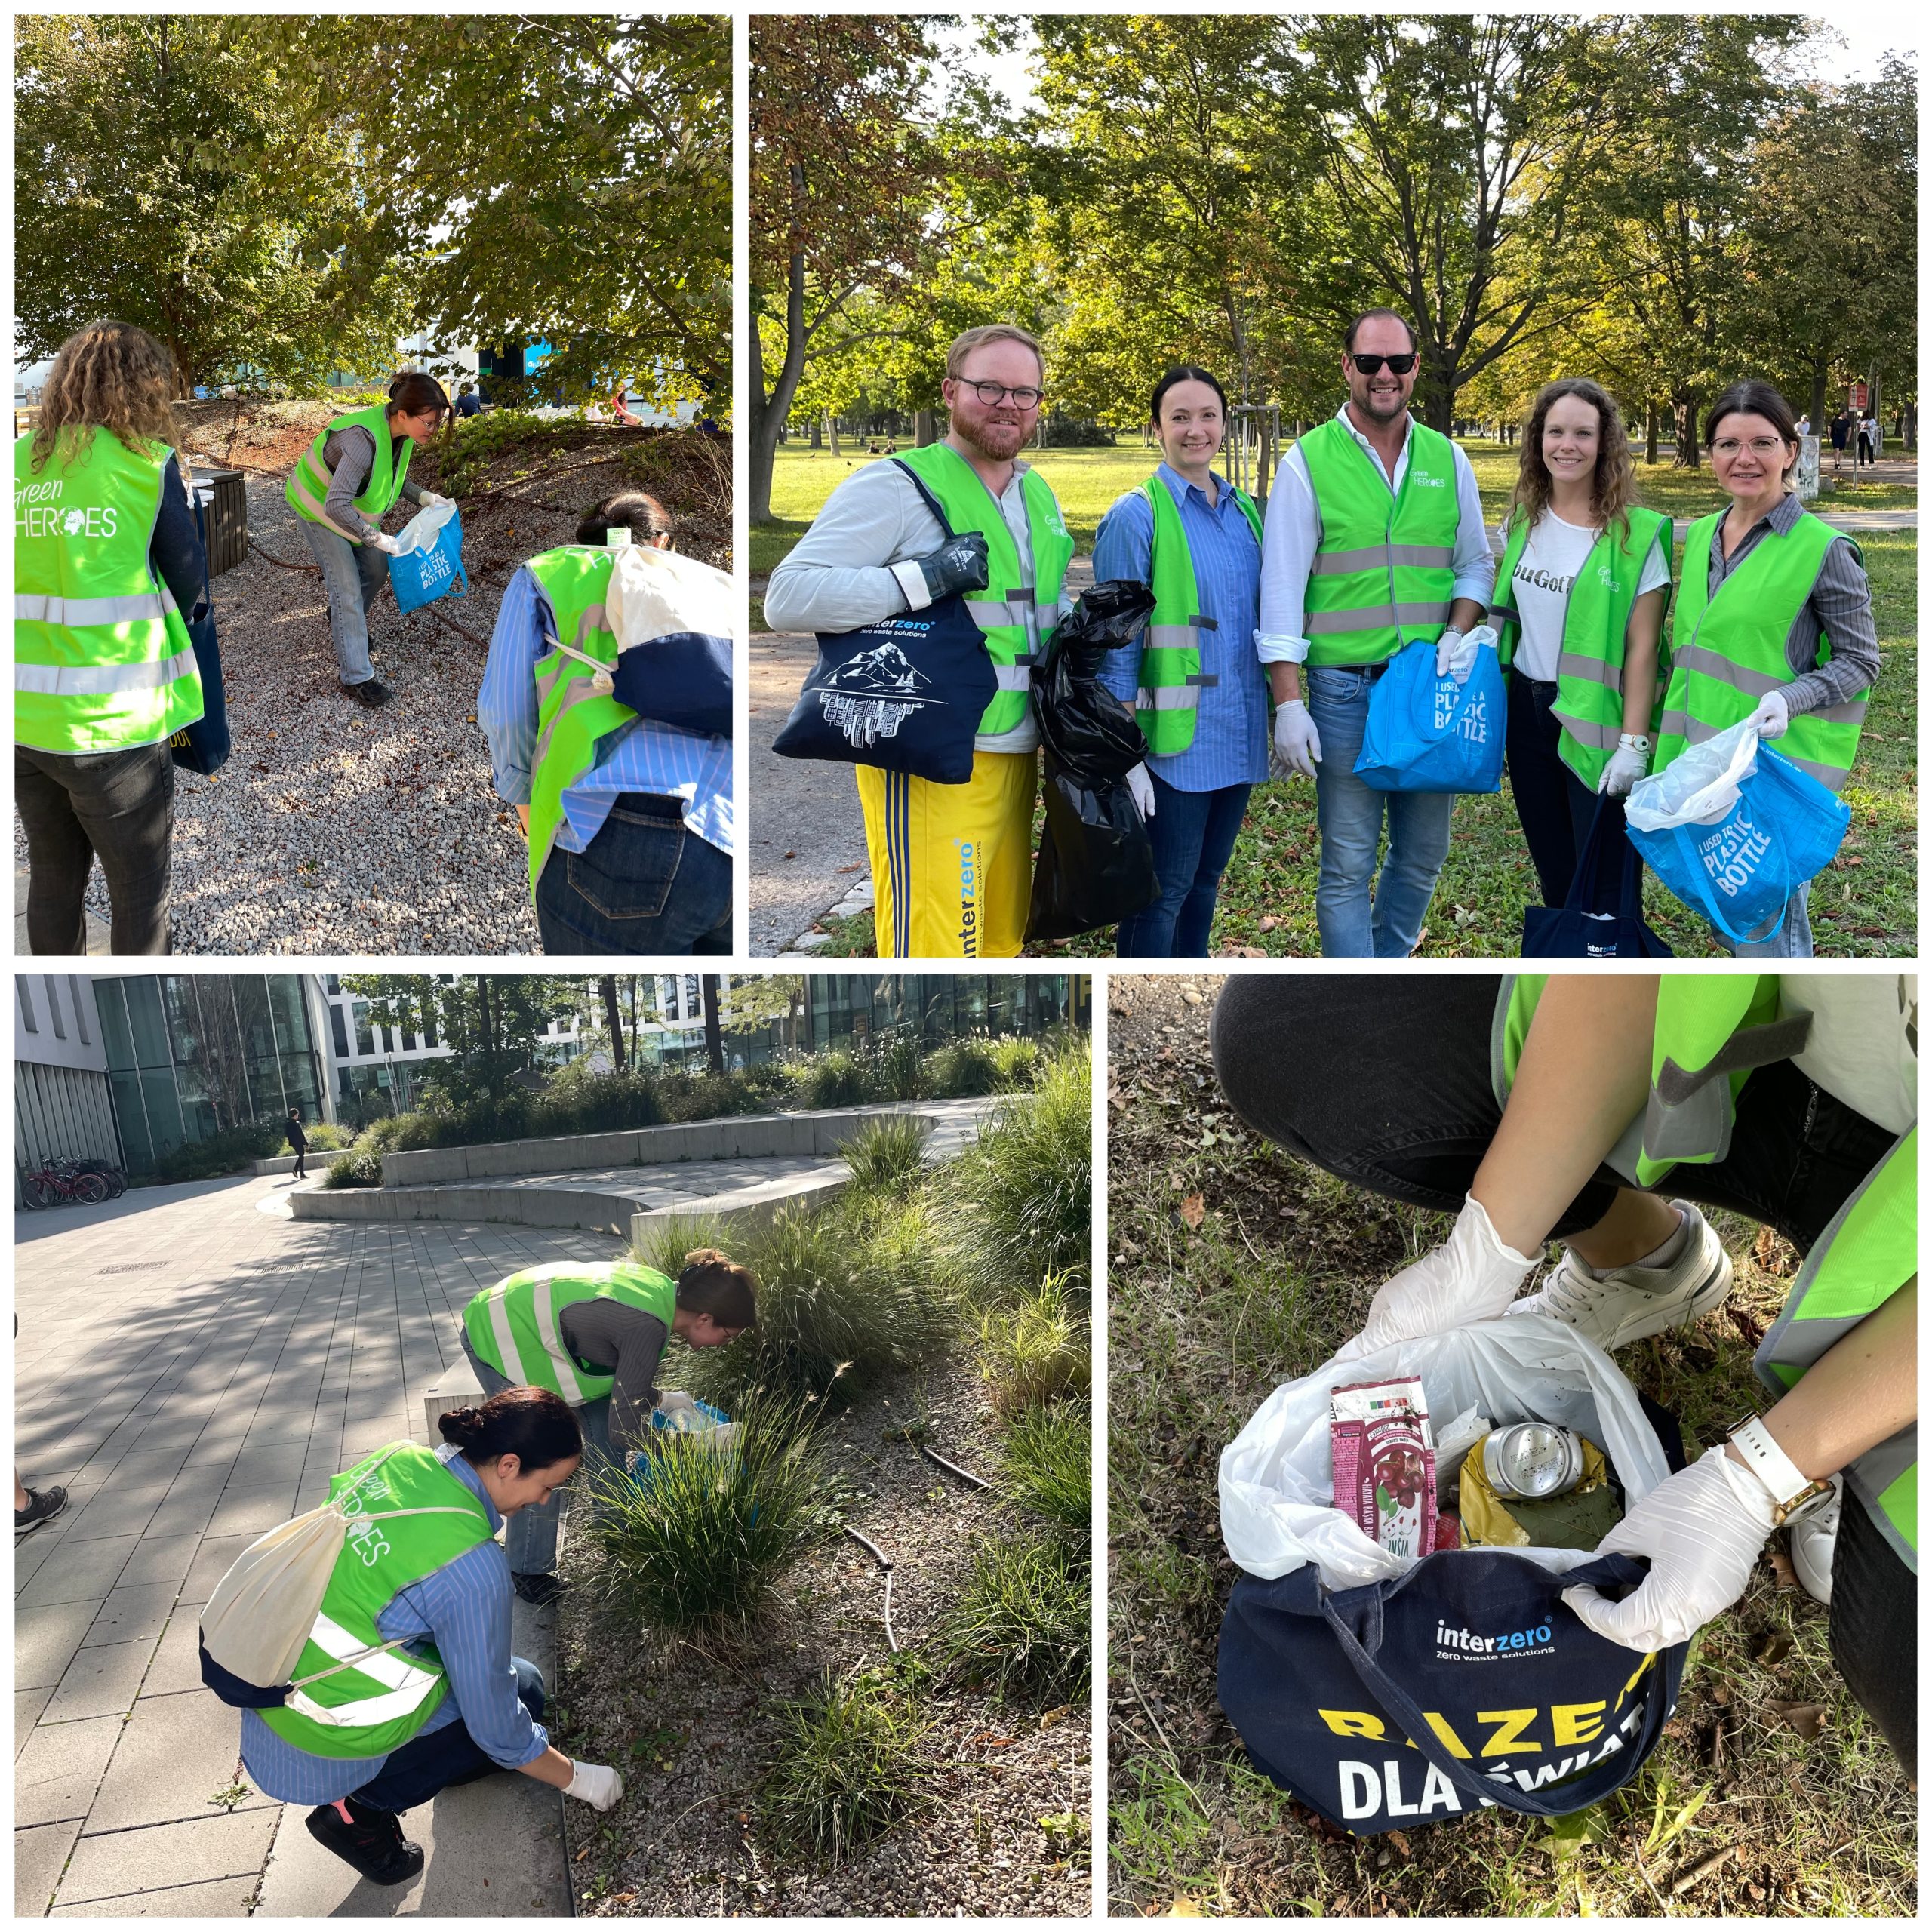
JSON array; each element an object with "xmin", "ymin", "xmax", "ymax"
[
  {"xmin": 955, "ymin": 379, "xmax": 1044, "ymax": 409},
  {"xmin": 1349, "ymin": 352, "xmax": 1417, "ymax": 377},
  {"xmin": 1711, "ymin": 436, "xmax": 1789, "ymax": 458}
]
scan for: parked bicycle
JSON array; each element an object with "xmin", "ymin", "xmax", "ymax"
[
  {"xmin": 22, "ymin": 1161, "xmax": 111, "ymax": 1208},
  {"xmin": 70, "ymin": 1158, "xmax": 127, "ymax": 1198}
]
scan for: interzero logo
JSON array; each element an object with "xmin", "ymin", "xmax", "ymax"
[{"xmin": 1435, "ymin": 1619, "xmax": 1555, "ymax": 1658}]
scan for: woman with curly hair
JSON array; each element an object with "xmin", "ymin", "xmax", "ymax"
[
  {"xmin": 1491, "ymin": 378, "xmax": 1672, "ymax": 908},
  {"xmin": 15, "ymin": 320, "xmax": 209, "ymax": 953}
]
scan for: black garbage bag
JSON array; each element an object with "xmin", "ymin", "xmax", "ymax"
[{"xmin": 1025, "ymin": 579, "xmax": 1161, "ymax": 943}]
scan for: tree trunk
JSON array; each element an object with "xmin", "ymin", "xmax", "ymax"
[
  {"xmin": 1644, "ymin": 400, "xmax": 1660, "ymax": 467},
  {"xmin": 598, "ymin": 976, "xmax": 626, "ymax": 1074},
  {"xmin": 1809, "ymin": 358, "xmax": 1829, "ymax": 440},
  {"xmin": 1672, "ymin": 394, "xmax": 1700, "ymax": 470},
  {"xmin": 748, "ymin": 163, "xmax": 813, "ymax": 526},
  {"xmin": 828, "ymin": 414, "xmax": 841, "ymax": 458},
  {"xmin": 1904, "ymin": 398, "xmax": 1917, "ymax": 452},
  {"xmin": 914, "ymin": 409, "xmax": 937, "ymax": 448},
  {"xmin": 808, "ymin": 414, "xmax": 822, "ymax": 451},
  {"xmin": 701, "ymin": 977, "xmax": 725, "ymax": 1075}
]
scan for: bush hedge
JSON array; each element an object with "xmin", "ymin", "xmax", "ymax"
[{"xmin": 152, "ymin": 1120, "xmax": 288, "ymax": 1183}]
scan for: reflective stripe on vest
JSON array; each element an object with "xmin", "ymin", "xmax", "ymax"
[
  {"xmin": 463, "ymin": 1261, "xmax": 678, "ymax": 1404},
  {"xmin": 1656, "ymin": 509, "xmax": 1865, "ymax": 791},
  {"xmin": 892, "ymin": 445, "xmax": 1073, "ymax": 736},
  {"xmin": 1133, "ymin": 474, "xmax": 1262, "ymax": 757},
  {"xmin": 281, "ymin": 1611, "xmax": 446, "ymax": 1730},
  {"xmin": 1299, "ymin": 417, "xmax": 1460, "ymax": 666},
  {"xmin": 1491, "ymin": 507, "xmax": 1672, "ymax": 790},
  {"xmin": 14, "ymin": 430, "xmax": 205, "ymax": 753},
  {"xmin": 284, "ymin": 405, "xmax": 411, "ymax": 542}
]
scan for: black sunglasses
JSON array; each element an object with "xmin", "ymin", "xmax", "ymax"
[{"xmin": 1349, "ymin": 352, "xmax": 1418, "ymax": 376}]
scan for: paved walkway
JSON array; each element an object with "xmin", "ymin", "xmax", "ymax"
[{"xmin": 14, "ymin": 1174, "xmax": 619, "ymax": 1916}]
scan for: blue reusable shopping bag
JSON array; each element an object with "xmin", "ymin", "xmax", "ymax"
[
  {"xmin": 388, "ymin": 506, "xmax": 469, "ymax": 614},
  {"xmin": 1521, "ymin": 795, "xmax": 1673, "ymax": 958},
  {"xmin": 1626, "ymin": 743, "xmax": 1850, "ymax": 945},
  {"xmin": 610, "ymin": 631, "xmax": 734, "ymax": 739},
  {"xmin": 1354, "ymin": 638, "xmax": 1506, "ymax": 793}
]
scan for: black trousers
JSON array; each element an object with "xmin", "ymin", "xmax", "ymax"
[
  {"xmin": 1505, "ymin": 675, "xmax": 1601, "ymax": 908},
  {"xmin": 1210, "ymin": 973, "xmax": 1915, "ymax": 1774},
  {"xmin": 16, "ymin": 742, "xmax": 176, "ymax": 954}
]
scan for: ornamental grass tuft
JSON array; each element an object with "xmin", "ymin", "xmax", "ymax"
[
  {"xmin": 995, "ymin": 1398, "xmax": 1091, "ymax": 1543},
  {"xmin": 939, "ymin": 1532, "xmax": 1091, "ymax": 1704},
  {"xmin": 976, "ymin": 1272, "xmax": 1090, "ymax": 1418},
  {"xmin": 758, "ymin": 1669, "xmax": 928, "ymax": 1866},
  {"xmin": 838, "ymin": 1115, "xmax": 928, "ymax": 1199}
]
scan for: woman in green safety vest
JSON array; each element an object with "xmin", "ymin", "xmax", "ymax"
[
  {"xmin": 1214, "ymin": 971, "xmax": 1916, "ymax": 1777},
  {"xmin": 284, "ymin": 370, "xmax": 453, "ymax": 709},
  {"xmin": 1654, "ymin": 380, "xmax": 1880, "ymax": 958},
  {"xmin": 15, "ymin": 321, "xmax": 208, "ymax": 955},
  {"xmin": 1095, "ymin": 367, "xmax": 1268, "ymax": 956},
  {"xmin": 1491, "ymin": 380, "xmax": 1671, "ymax": 908},
  {"xmin": 236, "ymin": 1386, "xmax": 629, "ymax": 1887}
]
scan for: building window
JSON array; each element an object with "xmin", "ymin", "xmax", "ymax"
[
  {"xmin": 17, "ymin": 980, "xmax": 38, "ymax": 1034},
  {"xmin": 330, "ymin": 1003, "xmax": 349, "ymax": 1061},
  {"xmin": 69, "ymin": 977, "xmax": 91, "ymax": 1046}
]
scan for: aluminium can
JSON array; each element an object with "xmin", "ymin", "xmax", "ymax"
[{"xmin": 1480, "ymin": 1422, "xmax": 1585, "ymax": 1500}]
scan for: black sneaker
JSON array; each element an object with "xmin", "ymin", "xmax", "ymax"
[
  {"xmin": 304, "ymin": 1798, "xmax": 423, "ymax": 1887},
  {"xmin": 16, "ymin": 1485, "xmax": 67, "ymax": 1537},
  {"xmin": 341, "ymin": 678, "xmax": 392, "ymax": 709},
  {"xmin": 512, "ymin": 1571, "xmax": 565, "ymax": 1607}
]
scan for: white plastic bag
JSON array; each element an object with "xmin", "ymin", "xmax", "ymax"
[
  {"xmin": 392, "ymin": 497, "xmax": 459, "ymax": 556},
  {"xmin": 1218, "ymin": 1314, "xmax": 1671, "ymax": 1590},
  {"xmin": 604, "ymin": 542, "xmax": 736, "ymax": 651},
  {"xmin": 1624, "ymin": 718, "xmax": 1759, "ymax": 832}
]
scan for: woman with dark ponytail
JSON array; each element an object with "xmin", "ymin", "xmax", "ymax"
[{"xmin": 235, "ymin": 1385, "xmax": 625, "ymax": 1889}]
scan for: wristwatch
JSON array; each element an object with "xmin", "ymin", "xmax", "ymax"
[
  {"xmin": 1726, "ymin": 1415, "xmax": 1835, "ymax": 1526},
  {"xmin": 1618, "ymin": 732, "xmax": 1652, "ymax": 753}
]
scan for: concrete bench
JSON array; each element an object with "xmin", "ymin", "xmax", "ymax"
[{"xmin": 422, "ymin": 1354, "xmax": 485, "ymax": 1445}]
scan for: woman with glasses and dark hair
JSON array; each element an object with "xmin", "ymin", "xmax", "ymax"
[
  {"xmin": 1093, "ymin": 365, "xmax": 1266, "ymax": 955},
  {"xmin": 1651, "ymin": 379, "xmax": 1879, "ymax": 956},
  {"xmin": 284, "ymin": 370, "xmax": 455, "ymax": 707},
  {"xmin": 1491, "ymin": 377, "xmax": 1672, "ymax": 907}
]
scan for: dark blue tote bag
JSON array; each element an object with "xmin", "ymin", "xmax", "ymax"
[
  {"xmin": 771, "ymin": 461, "xmax": 996, "ymax": 785},
  {"xmin": 171, "ymin": 494, "xmax": 230, "ymax": 775},
  {"xmin": 610, "ymin": 631, "xmax": 734, "ymax": 740},
  {"xmin": 1521, "ymin": 795, "xmax": 1673, "ymax": 958},
  {"xmin": 1355, "ymin": 638, "xmax": 1506, "ymax": 793}
]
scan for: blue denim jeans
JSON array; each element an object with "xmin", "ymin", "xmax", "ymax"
[
  {"xmin": 1304, "ymin": 664, "xmax": 1454, "ymax": 957},
  {"xmin": 352, "ymin": 1658, "xmax": 546, "ymax": 1813},
  {"xmin": 300, "ymin": 519, "xmax": 390, "ymax": 686},
  {"xmin": 1726, "ymin": 880, "xmax": 1814, "ymax": 958},
  {"xmin": 1115, "ymin": 776, "xmax": 1253, "ymax": 958},
  {"xmin": 534, "ymin": 793, "xmax": 732, "ymax": 955}
]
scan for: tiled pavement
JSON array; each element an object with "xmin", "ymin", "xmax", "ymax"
[{"xmin": 14, "ymin": 1173, "xmax": 625, "ymax": 1916}]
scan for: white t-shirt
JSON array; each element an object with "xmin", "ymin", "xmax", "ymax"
[
  {"xmin": 1506, "ymin": 511, "xmax": 1669, "ymax": 684},
  {"xmin": 1782, "ymin": 974, "xmax": 1917, "ymax": 1137}
]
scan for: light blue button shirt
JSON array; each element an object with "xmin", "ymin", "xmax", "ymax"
[{"xmin": 1094, "ymin": 464, "xmax": 1268, "ymax": 792}]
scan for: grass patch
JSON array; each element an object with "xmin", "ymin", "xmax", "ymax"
[
  {"xmin": 323, "ymin": 1145, "xmax": 383, "ymax": 1189},
  {"xmin": 977, "ymin": 1275, "xmax": 1091, "ymax": 1418},
  {"xmin": 940, "ymin": 1533, "xmax": 1091, "ymax": 1705},
  {"xmin": 995, "ymin": 1399, "xmax": 1090, "ymax": 1541},
  {"xmin": 838, "ymin": 1115, "xmax": 928, "ymax": 1198},
  {"xmin": 758, "ymin": 1668, "xmax": 928, "ymax": 1866},
  {"xmin": 924, "ymin": 1034, "xmax": 1002, "ymax": 1097}
]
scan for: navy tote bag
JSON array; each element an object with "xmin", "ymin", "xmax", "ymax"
[{"xmin": 1521, "ymin": 795, "xmax": 1673, "ymax": 958}]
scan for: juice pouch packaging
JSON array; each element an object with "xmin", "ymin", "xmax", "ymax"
[{"xmin": 1329, "ymin": 1376, "xmax": 1437, "ymax": 1559}]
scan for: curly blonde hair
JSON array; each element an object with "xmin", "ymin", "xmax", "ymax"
[
  {"xmin": 29, "ymin": 321, "xmax": 182, "ymax": 474},
  {"xmin": 1503, "ymin": 377, "xmax": 1639, "ymax": 544}
]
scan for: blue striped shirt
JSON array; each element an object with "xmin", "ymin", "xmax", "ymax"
[
  {"xmin": 1094, "ymin": 464, "xmax": 1269, "ymax": 792},
  {"xmin": 238, "ymin": 1448, "xmax": 549, "ymax": 1804},
  {"xmin": 479, "ymin": 565, "xmax": 734, "ymax": 856}
]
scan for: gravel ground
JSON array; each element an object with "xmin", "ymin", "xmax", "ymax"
[
  {"xmin": 551, "ymin": 1351, "xmax": 1092, "ymax": 1917},
  {"xmin": 17, "ymin": 401, "xmax": 730, "ymax": 955}
]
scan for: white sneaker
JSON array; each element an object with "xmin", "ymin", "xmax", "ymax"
[
  {"xmin": 1511, "ymin": 1201, "xmax": 1733, "ymax": 1350},
  {"xmin": 1787, "ymin": 1474, "xmax": 1844, "ymax": 1605}
]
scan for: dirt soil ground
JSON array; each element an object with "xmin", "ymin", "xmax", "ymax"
[
  {"xmin": 1106, "ymin": 973, "xmax": 1914, "ymax": 1918},
  {"xmin": 16, "ymin": 400, "xmax": 729, "ymax": 954},
  {"xmin": 551, "ymin": 1350, "xmax": 1091, "ymax": 1916}
]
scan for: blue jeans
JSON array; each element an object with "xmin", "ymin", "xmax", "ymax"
[
  {"xmin": 1727, "ymin": 880, "xmax": 1814, "ymax": 958},
  {"xmin": 352, "ymin": 1658, "xmax": 545, "ymax": 1814},
  {"xmin": 1305, "ymin": 664, "xmax": 1454, "ymax": 957},
  {"xmin": 534, "ymin": 793, "xmax": 732, "ymax": 955},
  {"xmin": 1116, "ymin": 776, "xmax": 1253, "ymax": 957},
  {"xmin": 465, "ymin": 1337, "xmax": 614, "ymax": 1574},
  {"xmin": 300, "ymin": 520, "xmax": 389, "ymax": 686}
]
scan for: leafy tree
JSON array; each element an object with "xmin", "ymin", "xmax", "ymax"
[{"xmin": 341, "ymin": 975, "xmax": 580, "ymax": 1107}]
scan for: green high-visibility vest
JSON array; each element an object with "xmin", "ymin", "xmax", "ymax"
[
  {"xmin": 1657, "ymin": 508, "xmax": 1866, "ymax": 791},
  {"xmin": 1491, "ymin": 506, "xmax": 1672, "ymax": 791},
  {"xmin": 893, "ymin": 442, "xmax": 1074, "ymax": 737},
  {"xmin": 256, "ymin": 1442, "xmax": 494, "ymax": 1760},
  {"xmin": 1134, "ymin": 473, "xmax": 1263, "ymax": 757},
  {"xmin": 15, "ymin": 429, "xmax": 205, "ymax": 754},
  {"xmin": 463, "ymin": 1261, "xmax": 676, "ymax": 1405},
  {"xmin": 285, "ymin": 405, "xmax": 411, "ymax": 542},
  {"xmin": 1496, "ymin": 974, "xmax": 1915, "ymax": 1565},
  {"xmin": 1298, "ymin": 416, "xmax": 1460, "ymax": 667}
]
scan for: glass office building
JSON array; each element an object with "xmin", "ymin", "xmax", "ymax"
[{"xmin": 801, "ymin": 975, "xmax": 1088, "ymax": 1051}]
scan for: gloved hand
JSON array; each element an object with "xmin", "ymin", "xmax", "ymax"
[
  {"xmin": 1561, "ymin": 1446, "xmax": 1777, "ymax": 1651},
  {"xmin": 1435, "ymin": 623, "xmax": 1500, "ymax": 684},
  {"xmin": 914, "ymin": 533, "xmax": 990, "ymax": 602},
  {"xmin": 656, "ymin": 1391, "xmax": 697, "ymax": 1416},
  {"xmin": 1598, "ymin": 741, "xmax": 1650, "ymax": 796},
  {"xmin": 1124, "ymin": 762, "xmax": 1156, "ymax": 820},
  {"xmin": 565, "ymin": 1761, "xmax": 624, "ymax": 1811},
  {"xmin": 1746, "ymin": 690, "xmax": 1790, "ymax": 740},
  {"xmin": 417, "ymin": 490, "xmax": 453, "ymax": 508},
  {"xmin": 366, "ymin": 532, "xmax": 405, "ymax": 556},
  {"xmin": 1337, "ymin": 1194, "xmax": 1542, "ymax": 1359},
  {"xmin": 1271, "ymin": 699, "xmax": 1321, "ymax": 780}
]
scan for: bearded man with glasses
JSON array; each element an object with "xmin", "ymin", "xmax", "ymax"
[
  {"xmin": 1254, "ymin": 308, "xmax": 1497, "ymax": 956},
  {"xmin": 766, "ymin": 324, "xmax": 1074, "ymax": 957}
]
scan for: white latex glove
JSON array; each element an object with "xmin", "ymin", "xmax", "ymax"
[
  {"xmin": 1336, "ymin": 1194, "xmax": 1541, "ymax": 1360},
  {"xmin": 1745, "ymin": 690, "xmax": 1790, "ymax": 740},
  {"xmin": 1561, "ymin": 1446, "xmax": 1777, "ymax": 1651},
  {"xmin": 565, "ymin": 1760, "xmax": 624, "ymax": 1811},
  {"xmin": 1598, "ymin": 743, "xmax": 1650, "ymax": 797},
  {"xmin": 656, "ymin": 1391, "xmax": 697, "ymax": 1416},
  {"xmin": 365, "ymin": 531, "xmax": 406, "ymax": 556},
  {"xmin": 1271, "ymin": 699, "xmax": 1321, "ymax": 780},
  {"xmin": 417, "ymin": 490, "xmax": 452, "ymax": 508},
  {"xmin": 1435, "ymin": 623, "xmax": 1499, "ymax": 684},
  {"xmin": 1124, "ymin": 762, "xmax": 1156, "ymax": 820}
]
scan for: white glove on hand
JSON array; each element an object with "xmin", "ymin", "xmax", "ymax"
[
  {"xmin": 1598, "ymin": 743, "xmax": 1650, "ymax": 797},
  {"xmin": 1561, "ymin": 1446, "xmax": 1777, "ymax": 1651},
  {"xmin": 565, "ymin": 1761, "xmax": 624, "ymax": 1811},
  {"xmin": 1337, "ymin": 1194, "xmax": 1542, "ymax": 1359},
  {"xmin": 367, "ymin": 532, "xmax": 405, "ymax": 556},
  {"xmin": 1746, "ymin": 690, "xmax": 1791, "ymax": 740},
  {"xmin": 1435, "ymin": 623, "xmax": 1500, "ymax": 684},
  {"xmin": 656, "ymin": 1391, "xmax": 697, "ymax": 1416},
  {"xmin": 1124, "ymin": 762, "xmax": 1156, "ymax": 820},
  {"xmin": 418, "ymin": 490, "xmax": 452, "ymax": 508},
  {"xmin": 1272, "ymin": 700, "xmax": 1321, "ymax": 780}
]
